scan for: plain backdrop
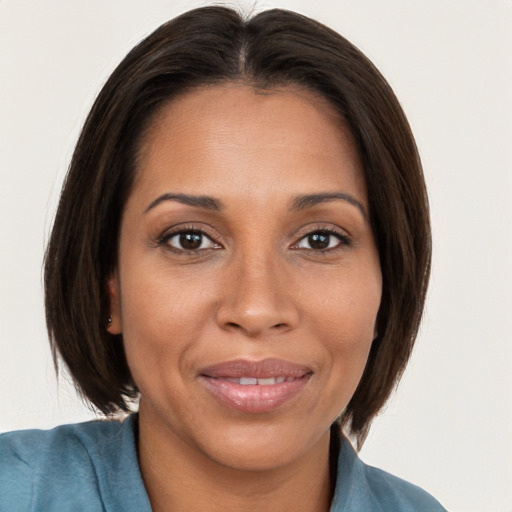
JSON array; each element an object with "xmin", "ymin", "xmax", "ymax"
[{"xmin": 1, "ymin": 1, "xmax": 511, "ymax": 511}]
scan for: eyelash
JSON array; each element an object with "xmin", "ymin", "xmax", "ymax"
[
  {"xmin": 292, "ymin": 227, "xmax": 352, "ymax": 253},
  {"xmin": 156, "ymin": 225, "xmax": 221, "ymax": 254},
  {"xmin": 156, "ymin": 225, "xmax": 351, "ymax": 254}
]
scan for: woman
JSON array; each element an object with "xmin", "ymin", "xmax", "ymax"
[{"xmin": 0, "ymin": 6, "xmax": 445, "ymax": 511}]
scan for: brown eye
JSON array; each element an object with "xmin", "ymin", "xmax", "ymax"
[
  {"xmin": 296, "ymin": 230, "xmax": 348, "ymax": 251},
  {"xmin": 307, "ymin": 233, "xmax": 330, "ymax": 250},
  {"xmin": 166, "ymin": 230, "xmax": 218, "ymax": 251},
  {"xmin": 179, "ymin": 232, "xmax": 202, "ymax": 250}
]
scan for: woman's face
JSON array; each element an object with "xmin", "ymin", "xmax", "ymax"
[{"xmin": 109, "ymin": 84, "xmax": 382, "ymax": 470}]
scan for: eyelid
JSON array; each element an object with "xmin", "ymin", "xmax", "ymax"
[
  {"xmin": 290, "ymin": 224, "xmax": 352, "ymax": 251},
  {"xmin": 168, "ymin": 231, "xmax": 217, "ymax": 251},
  {"xmin": 155, "ymin": 224, "xmax": 223, "ymax": 252}
]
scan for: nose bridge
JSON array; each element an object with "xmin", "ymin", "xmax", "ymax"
[{"xmin": 217, "ymin": 240, "xmax": 298, "ymax": 336}]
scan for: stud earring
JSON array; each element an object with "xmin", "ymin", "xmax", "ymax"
[{"xmin": 106, "ymin": 316, "xmax": 112, "ymax": 326}]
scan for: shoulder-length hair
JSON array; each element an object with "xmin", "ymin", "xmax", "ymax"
[{"xmin": 45, "ymin": 6, "xmax": 431, "ymax": 447}]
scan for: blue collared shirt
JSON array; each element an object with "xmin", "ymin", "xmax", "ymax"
[{"xmin": 0, "ymin": 415, "xmax": 446, "ymax": 511}]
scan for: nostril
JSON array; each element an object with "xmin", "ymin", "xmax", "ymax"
[{"xmin": 222, "ymin": 320, "xmax": 288, "ymax": 333}]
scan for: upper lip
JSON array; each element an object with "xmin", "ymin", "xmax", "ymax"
[{"xmin": 200, "ymin": 358, "xmax": 312, "ymax": 379}]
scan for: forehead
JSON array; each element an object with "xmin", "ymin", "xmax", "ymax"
[{"xmin": 132, "ymin": 83, "xmax": 367, "ymax": 205}]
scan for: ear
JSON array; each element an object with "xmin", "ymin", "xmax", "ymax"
[{"xmin": 106, "ymin": 273, "xmax": 122, "ymax": 334}]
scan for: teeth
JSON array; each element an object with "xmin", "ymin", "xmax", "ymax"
[
  {"xmin": 239, "ymin": 377, "xmax": 258, "ymax": 385},
  {"xmin": 257, "ymin": 377, "xmax": 276, "ymax": 385},
  {"xmin": 227, "ymin": 376, "xmax": 290, "ymax": 385}
]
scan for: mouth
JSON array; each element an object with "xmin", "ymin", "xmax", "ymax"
[
  {"xmin": 199, "ymin": 358, "xmax": 312, "ymax": 413},
  {"xmin": 224, "ymin": 376, "xmax": 294, "ymax": 385}
]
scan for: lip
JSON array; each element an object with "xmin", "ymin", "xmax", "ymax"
[{"xmin": 199, "ymin": 358, "xmax": 312, "ymax": 413}]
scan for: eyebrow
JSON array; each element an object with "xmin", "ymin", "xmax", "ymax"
[
  {"xmin": 292, "ymin": 192, "xmax": 367, "ymax": 218},
  {"xmin": 144, "ymin": 193, "xmax": 223, "ymax": 213},
  {"xmin": 144, "ymin": 191, "xmax": 367, "ymax": 218}
]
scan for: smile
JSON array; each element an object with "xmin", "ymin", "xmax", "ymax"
[
  {"xmin": 225, "ymin": 376, "xmax": 293, "ymax": 385},
  {"xmin": 199, "ymin": 359, "xmax": 312, "ymax": 413}
]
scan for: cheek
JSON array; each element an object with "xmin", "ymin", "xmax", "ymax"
[
  {"xmin": 311, "ymin": 265, "xmax": 381, "ymax": 382},
  {"xmin": 312, "ymin": 263, "xmax": 381, "ymax": 338},
  {"xmin": 118, "ymin": 266, "xmax": 212, "ymax": 379},
  {"xmin": 121, "ymin": 257, "xmax": 211, "ymax": 326}
]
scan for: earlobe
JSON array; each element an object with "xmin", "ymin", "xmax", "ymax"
[{"xmin": 106, "ymin": 274, "xmax": 122, "ymax": 334}]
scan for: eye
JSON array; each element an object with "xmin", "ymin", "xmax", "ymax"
[
  {"xmin": 295, "ymin": 230, "xmax": 349, "ymax": 251},
  {"xmin": 161, "ymin": 230, "xmax": 220, "ymax": 252}
]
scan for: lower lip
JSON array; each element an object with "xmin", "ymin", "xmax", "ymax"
[{"xmin": 200, "ymin": 376, "xmax": 311, "ymax": 413}]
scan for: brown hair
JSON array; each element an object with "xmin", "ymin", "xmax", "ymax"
[{"xmin": 44, "ymin": 6, "xmax": 431, "ymax": 446}]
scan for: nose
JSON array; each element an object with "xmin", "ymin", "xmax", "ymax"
[{"xmin": 216, "ymin": 251, "xmax": 300, "ymax": 338}]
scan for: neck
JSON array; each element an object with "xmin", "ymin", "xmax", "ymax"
[{"xmin": 136, "ymin": 406, "xmax": 334, "ymax": 512}]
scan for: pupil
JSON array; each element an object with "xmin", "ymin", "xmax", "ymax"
[
  {"xmin": 180, "ymin": 232, "xmax": 202, "ymax": 250},
  {"xmin": 309, "ymin": 233, "xmax": 329, "ymax": 249}
]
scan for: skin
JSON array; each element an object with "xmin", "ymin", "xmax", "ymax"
[{"xmin": 108, "ymin": 84, "xmax": 382, "ymax": 512}]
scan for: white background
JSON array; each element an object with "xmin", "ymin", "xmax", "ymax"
[{"xmin": 1, "ymin": 1, "xmax": 511, "ymax": 511}]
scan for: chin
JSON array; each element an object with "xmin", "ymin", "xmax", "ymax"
[{"xmin": 194, "ymin": 421, "xmax": 330, "ymax": 473}]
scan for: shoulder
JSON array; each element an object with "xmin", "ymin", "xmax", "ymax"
[
  {"xmin": 0, "ymin": 417, "xmax": 126, "ymax": 476},
  {"xmin": 0, "ymin": 415, "xmax": 151, "ymax": 512},
  {"xmin": 331, "ymin": 438, "xmax": 447, "ymax": 512},
  {"xmin": 362, "ymin": 463, "xmax": 447, "ymax": 511},
  {"xmin": 0, "ymin": 417, "xmax": 125, "ymax": 460}
]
